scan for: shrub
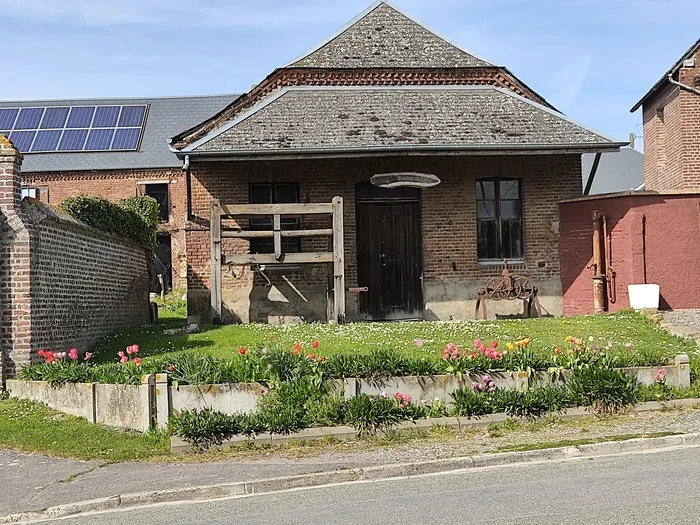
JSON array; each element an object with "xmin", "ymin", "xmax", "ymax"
[
  {"xmin": 343, "ymin": 394, "xmax": 417, "ymax": 436},
  {"xmin": 493, "ymin": 387, "xmax": 569, "ymax": 421},
  {"xmin": 170, "ymin": 408, "xmax": 247, "ymax": 451},
  {"xmin": 305, "ymin": 394, "xmax": 346, "ymax": 428},
  {"xmin": 566, "ymin": 368, "xmax": 638, "ymax": 415},
  {"xmin": 450, "ymin": 388, "xmax": 494, "ymax": 419}
]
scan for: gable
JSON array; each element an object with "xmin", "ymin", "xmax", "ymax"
[{"xmin": 288, "ymin": 2, "xmax": 493, "ymax": 69}]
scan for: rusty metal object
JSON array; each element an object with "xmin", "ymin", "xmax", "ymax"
[
  {"xmin": 347, "ymin": 287, "xmax": 369, "ymax": 293},
  {"xmin": 475, "ymin": 259, "xmax": 541, "ymax": 319}
]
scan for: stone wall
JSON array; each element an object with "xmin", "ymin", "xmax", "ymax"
[
  {"xmin": 0, "ymin": 136, "xmax": 150, "ymax": 379},
  {"xmin": 186, "ymin": 154, "xmax": 581, "ymax": 323}
]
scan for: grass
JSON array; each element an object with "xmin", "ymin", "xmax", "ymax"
[
  {"xmin": 0, "ymin": 399, "xmax": 170, "ymax": 462},
  {"xmin": 88, "ymin": 308, "xmax": 698, "ymax": 367},
  {"xmin": 495, "ymin": 432, "xmax": 677, "ymax": 453}
]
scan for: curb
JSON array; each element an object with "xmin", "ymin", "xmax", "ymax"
[
  {"xmin": 171, "ymin": 398, "xmax": 700, "ymax": 452},
  {"xmin": 3, "ymin": 432, "xmax": 700, "ymax": 523}
]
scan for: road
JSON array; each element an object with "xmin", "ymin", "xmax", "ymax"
[{"xmin": 37, "ymin": 447, "xmax": 700, "ymax": 524}]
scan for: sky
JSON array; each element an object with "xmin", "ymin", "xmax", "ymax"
[{"xmin": 2, "ymin": 0, "xmax": 697, "ymax": 148}]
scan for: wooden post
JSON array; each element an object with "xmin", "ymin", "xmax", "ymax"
[
  {"xmin": 332, "ymin": 196, "xmax": 346, "ymax": 323},
  {"xmin": 210, "ymin": 199, "xmax": 222, "ymax": 324},
  {"xmin": 273, "ymin": 214, "xmax": 282, "ymax": 261},
  {"xmin": 591, "ymin": 210, "xmax": 606, "ymax": 313}
]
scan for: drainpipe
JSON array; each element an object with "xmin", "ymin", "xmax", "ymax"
[
  {"xmin": 584, "ymin": 152, "xmax": 602, "ymax": 196},
  {"xmin": 591, "ymin": 211, "xmax": 606, "ymax": 313},
  {"xmin": 668, "ymin": 73, "xmax": 700, "ymax": 97},
  {"xmin": 182, "ymin": 155, "xmax": 192, "ymax": 221}
]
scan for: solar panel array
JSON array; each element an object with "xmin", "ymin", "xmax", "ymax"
[{"xmin": 0, "ymin": 105, "xmax": 148, "ymax": 153}]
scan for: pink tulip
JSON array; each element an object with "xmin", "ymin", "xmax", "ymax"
[
  {"xmin": 404, "ymin": 394, "xmax": 412, "ymax": 403},
  {"xmin": 133, "ymin": 358, "xmax": 142, "ymax": 366},
  {"xmin": 68, "ymin": 348, "xmax": 79, "ymax": 360},
  {"xmin": 118, "ymin": 351, "xmax": 125, "ymax": 358},
  {"xmin": 120, "ymin": 356, "xmax": 129, "ymax": 364},
  {"xmin": 132, "ymin": 345, "xmax": 139, "ymax": 354},
  {"xmin": 415, "ymin": 338, "xmax": 424, "ymax": 347},
  {"xmin": 84, "ymin": 352, "xmax": 93, "ymax": 361},
  {"xmin": 473, "ymin": 339, "xmax": 481, "ymax": 349}
]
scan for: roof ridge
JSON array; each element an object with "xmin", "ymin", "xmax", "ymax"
[{"xmin": 282, "ymin": 1, "xmax": 494, "ymax": 69}]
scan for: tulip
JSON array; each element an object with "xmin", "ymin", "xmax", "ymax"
[
  {"xmin": 120, "ymin": 356, "xmax": 129, "ymax": 364},
  {"xmin": 167, "ymin": 364, "xmax": 175, "ymax": 372},
  {"xmin": 84, "ymin": 352, "xmax": 93, "ymax": 361},
  {"xmin": 68, "ymin": 348, "xmax": 79, "ymax": 361},
  {"xmin": 239, "ymin": 347, "xmax": 247, "ymax": 355},
  {"xmin": 415, "ymin": 338, "xmax": 424, "ymax": 347},
  {"xmin": 133, "ymin": 358, "xmax": 142, "ymax": 366},
  {"xmin": 312, "ymin": 340, "xmax": 319, "ymax": 349}
]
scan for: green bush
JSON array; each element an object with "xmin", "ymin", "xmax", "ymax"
[
  {"xmin": 343, "ymin": 394, "xmax": 418, "ymax": 436},
  {"xmin": 170, "ymin": 408, "xmax": 252, "ymax": 451},
  {"xmin": 450, "ymin": 388, "xmax": 494, "ymax": 419},
  {"xmin": 566, "ymin": 368, "xmax": 638, "ymax": 415},
  {"xmin": 60, "ymin": 195, "xmax": 159, "ymax": 251},
  {"xmin": 493, "ymin": 387, "xmax": 569, "ymax": 421}
]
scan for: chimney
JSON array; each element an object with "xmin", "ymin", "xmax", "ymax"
[{"xmin": 0, "ymin": 134, "xmax": 23, "ymax": 214}]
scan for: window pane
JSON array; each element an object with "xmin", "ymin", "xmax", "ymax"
[
  {"xmin": 0, "ymin": 109, "xmax": 18, "ymax": 129},
  {"xmin": 502, "ymin": 220, "xmax": 523, "ymax": 259},
  {"xmin": 21, "ymin": 187, "xmax": 37, "ymax": 199},
  {"xmin": 84, "ymin": 128, "xmax": 114, "ymax": 150},
  {"xmin": 500, "ymin": 200, "xmax": 521, "ymax": 220},
  {"xmin": 40, "ymin": 107, "xmax": 69, "ymax": 129},
  {"xmin": 118, "ymin": 106, "xmax": 146, "ymax": 127},
  {"xmin": 145, "ymin": 184, "xmax": 169, "ymax": 222},
  {"xmin": 476, "ymin": 180, "xmax": 495, "ymax": 200},
  {"xmin": 93, "ymin": 106, "xmax": 120, "ymax": 127},
  {"xmin": 274, "ymin": 183, "xmax": 298, "ymax": 204},
  {"xmin": 500, "ymin": 180, "xmax": 520, "ymax": 200},
  {"xmin": 66, "ymin": 107, "xmax": 95, "ymax": 128},
  {"xmin": 477, "ymin": 220, "xmax": 498, "ymax": 259},
  {"xmin": 10, "ymin": 131, "xmax": 36, "ymax": 152},
  {"xmin": 250, "ymin": 183, "xmax": 272, "ymax": 204},
  {"xmin": 476, "ymin": 200, "xmax": 496, "ymax": 219},
  {"xmin": 15, "ymin": 108, "xmax": 44, "ymax": 129},
  {"xmin": 31, "ymin": 130, "xmax": 62, "ymax": 152},
  {"xmin": 58, "ymin": 129, "xmax": 88, "ymax": 151}
]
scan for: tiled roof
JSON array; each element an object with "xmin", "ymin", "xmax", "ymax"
[
  {"xmin": 287, "ymin": 1, "xmax": 493, "ymax": 69},
  {"xmin": 185, "ymin": 86, "xmax": 623, "ymax": 155},
  {"xmin": 0, "ymin": 94, "xmax": 237, "ymax": 173}
]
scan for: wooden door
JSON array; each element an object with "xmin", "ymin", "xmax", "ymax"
[{"xmin": 356, "ymin": 184, "xmax": 423, "ymax": 320}]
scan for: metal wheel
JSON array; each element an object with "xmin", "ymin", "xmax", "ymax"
[
  {"xmin": 486, "ymin": 278, "xmax": 506, "ymax": 300},
  {"xmin": 515, "ymin": 277, "xmax": 532, "ymax": 299}
]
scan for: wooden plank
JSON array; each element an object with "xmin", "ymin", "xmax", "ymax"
[
  {"xmin": 210, "ymin": 199, "xmax": 222, "ymax": 324},
  {"xmin": 332, "ymin": 196, "xmax": 346, "ymax": 323},
  {"xmin": 223, "ymin": 252, "xmax": 334, "ymax": 265},
  {"xmin": 221, "ymin": 202, "xmax": 333, "ymax": 217},
  {"xmin": 222, "ymin": 228, "xmax": 333, "ymax": 239},
  {"xmin": 273, "ymin": 214, "xmax": 281, "ymax": 261}
]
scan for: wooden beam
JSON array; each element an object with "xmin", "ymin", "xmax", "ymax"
[
  {"xmin": 210, "ymin": 199, "xmax": 222, "ymax": 324},
  {"xmin": 273, "ymin": 214, "xmax": 282, "ymax": 261},
  {"xmin": 584, "ymin": 152, "xmax": 602, "ymax": 196},
  {"xmin": 222, "ymin": 228, "xmax": 333, "ymax": 239},
  {"xmin": 332, "ymin": 196, "xmax": 346, "ymax": 323},
  {"xmin": 221, "ymin": 202, "xmax": 333, "ymax": 217},
  {"xmin": 223, "ymin": 252, "xmax": 334, "ymax": 265}
]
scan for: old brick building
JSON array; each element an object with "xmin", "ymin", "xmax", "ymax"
[
  {"xmin": 630, "ymin": 38, "xmax": 700, "ymax": 191},
  {"xmin": 560, "ymin": 37, "xmax": 700, "ymax": 315},
  {"xmin": 0, "ymin": 94, "xmax": 235, "ymax": 291},
  {"xmin": 171, "ymin": 1, "xmax": 625, "ymax": 323}
]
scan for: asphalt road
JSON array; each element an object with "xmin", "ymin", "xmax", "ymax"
[{"xmin": 40, "ymin": 447, "xmax": 700, "ymax": 525}]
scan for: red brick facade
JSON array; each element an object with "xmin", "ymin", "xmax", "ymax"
[
  {"xmin": 21, "ymin": 168, "xmax": 188, "ymax": 290},
  {"xmin": 1, "ymin": 138, "xmax": 150, "ymax": 379},
  {"xmin": 641, "ymin": 46, "xmax": 700, "ymax": 191},
  {"xmin": 186, "ymin": 154, "xmax": 582, "ymax": 323}
]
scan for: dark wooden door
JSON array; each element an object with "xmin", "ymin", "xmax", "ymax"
[{"xmin": 356, "ymin": 192, "xmax": 423, "ymax": 320}]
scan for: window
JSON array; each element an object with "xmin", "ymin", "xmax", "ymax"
[
  {"xmin": 476, "ymin": 179, "xmax": 522, "ymax": 260},
  {"xmin": 144, "ymin": 183, "xmax": 169, "ymax": 222},
  {"xmin": 21, "ymin": 187, "xmax": 37, "ymax": 199},
  {"xmin": 249, "ymin": 182, "xmax": 300, "ymax": 254}
]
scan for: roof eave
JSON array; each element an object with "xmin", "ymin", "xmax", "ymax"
[{"xmin": 177, "ymin": 142, "xmax": 627, "ymax": 159}]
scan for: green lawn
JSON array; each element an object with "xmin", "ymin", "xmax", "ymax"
[
  {"xmin": 89, "ymin": 309, "xmax": 699, "ymax": 367},
  {"xmin": 0, "ymin": 399, "xmax": 169, "ymax": 461}
]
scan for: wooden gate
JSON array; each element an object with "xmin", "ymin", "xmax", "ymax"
[
  {"xmin": 210, "ymin": 197, "xmax": 345, "ymax": 324},
  {"xmin": 356, "ymin": 183, "xmax": 423, "ymax": 320}
]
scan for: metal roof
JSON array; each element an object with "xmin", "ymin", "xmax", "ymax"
[
  {"xmin": 181, "ymin": 85, "xmax": 625, "ymax": 157},
  {"xmin": 0, "ymin": 94, "xmax": 237, "ymax": 173},
  {"xmin": 582, "ymin": 148, "xmax": 644, "ymax": 195}
]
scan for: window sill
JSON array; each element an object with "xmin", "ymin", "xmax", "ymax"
[{"xmin": 477, "ymin": 259, "xmax": 525, "ymax": 267}]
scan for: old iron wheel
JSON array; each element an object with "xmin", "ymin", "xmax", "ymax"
[
  {"xmin": 515, "ymin": 276, "xmax": 533, "ymax": 299},
  {"xmin": 486, "ymin": 278, "xmax": 506, "ymax": 300}
]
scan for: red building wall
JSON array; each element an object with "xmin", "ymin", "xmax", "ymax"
[{"xmin": 560, "ymin": 193, "xmax": 700, "ymax": 315}]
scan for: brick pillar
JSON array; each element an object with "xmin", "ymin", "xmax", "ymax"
[{"xmin": 0, "ymin": 135, "xmax": 32, "ymax": 382}]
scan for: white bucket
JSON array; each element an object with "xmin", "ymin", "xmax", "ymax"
[{"xmin": 628, "ymin": 284, "xmax": 660, "ymax": 310}]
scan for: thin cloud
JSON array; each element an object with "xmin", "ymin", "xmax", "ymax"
[{"xmin": 550, "ymin": 53, "xmax": 592, "ymax": 110}]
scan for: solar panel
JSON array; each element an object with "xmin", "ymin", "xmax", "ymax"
[
  {"xmin": 31, "ymin": 130, "xmax": 62, "ymax": 152},
  {"xmin": 0, "ymin": 104, "xmax": 147, "ymax": 153}
]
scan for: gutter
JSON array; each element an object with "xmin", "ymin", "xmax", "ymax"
[
  {"xmin": 667, "ymin": 73, "xmax": 700, "ymax": 98},
  {"xmin": 174, "ymin": 142, "xmax": 628, "ymax": 160}
]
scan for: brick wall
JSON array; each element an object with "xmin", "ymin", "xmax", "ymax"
[
  {"xmin": 560, "ymin": 193, "xmax": 700, "ymax": 315},
  {"xmin": 0, "ymin": 137, "xmax": 150, "ymax": 379},
  {"xmin": 642, "ymin": 46, "xmax": 700, "ymax": 191},
  {"xmin": 21, "ymin": 168, "xmax": 188, "ymax": 290},
  {"xmin": 186, "ymin": 153, "xmax": 581, "ymax": 323}
]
